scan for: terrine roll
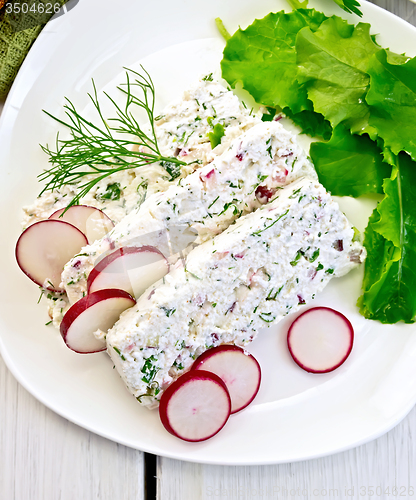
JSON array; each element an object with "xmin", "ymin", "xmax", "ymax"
[
  {"xmin": 61, "ymin": 121, "xmax": 317, "ymax": 305},
  {"xmin": 106, "ymin": 177, "xmax": 365, "ymax": 408}
]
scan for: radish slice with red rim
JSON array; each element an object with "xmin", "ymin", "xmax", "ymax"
[
  {"xmin": 87, "ymin": 246, "xmax": 169, "ymax": 299},
  {"xmin": 287, "ymin": 307, "xmax": 354, "ymax": 374},
  {"xmin": 49, "ymin": 205, "xmax": 114, "ymax": 243},
  {"xmin": 60, "ymin": 288, "xmax": 135, "ymax": 354},
  {"xmin": 15, "ymin": 220, "xmax": 88, "ymax": 292},
  {"xmin": 159, "ymin": 370, "xmax": 231, "ymax": 442},
  {"xmin": 192, "ymin": 345, "xmax": 261, "ymax": 413}
]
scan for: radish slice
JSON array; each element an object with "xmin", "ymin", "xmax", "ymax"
[
  {"xmin": 87, "ymin": 246, "xmax": 169, "ymax": 299},
  {"xmin": 192, "ymin": 345, "xmax": 261, "ymax": 414},
  {"xmin": 159, "ymin": 370, "xmax": 231, "ymax": 442},
  {"xmin": 287, "ymin": 307, "xmax": 354, "ymax": 373},
  {"xmin": 60, "ymin": 289, "xmax": 135, "ymax": 354},
  {"xmin": 15, "ymin": 220, "xmax": 88, "ymax": 292},
  {"xmin": 49, "ymin": 205, "xmax": 114, "ymax": 243}
]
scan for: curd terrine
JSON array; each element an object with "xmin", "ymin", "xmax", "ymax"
[
  {"xmin": 23, "ymin": 77, "xmax": 261, "ymax": 228},
  {"xmin": 61, "ymin": 121, "xmax": 317, "ymax": 306},
  {"xmin": 106, "ymin": 177, "xmax": 365, "ymax": 408}
]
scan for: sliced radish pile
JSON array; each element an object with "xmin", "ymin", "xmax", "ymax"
[
  {"xmin": 49, "ymin": 205, "xmax": 114, "ymax": 243},
  {"xmin": 287, "ymin": 307, "xmax": 354, "ymax": 373},
  {"xmin": 60, "ymin": 289, "xmax": 135, "ymax": 354},
  {"xmin": 159, "ymin": 370, "xmax": 231, "ymax": 442},
  {"xmin": 192, "ymin": 345, "xmax": 261, "ymax": 414},
  {"xmin": 15, "ymin": 220, "xmax": 88, "ymax": 292},
  {"xmin": 87, "ymin": 246, "xmax": 169, "ymax": 299}
]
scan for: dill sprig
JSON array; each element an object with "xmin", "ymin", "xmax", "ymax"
[{"xmin": 39, "ymin": 66, "xmax": 186, "ymax": 208}]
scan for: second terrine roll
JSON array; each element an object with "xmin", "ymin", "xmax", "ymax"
[{"xmin": 106, "ymin": 177, "xmax": 365, "ymax": 408}]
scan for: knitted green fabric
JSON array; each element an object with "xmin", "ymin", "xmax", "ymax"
[{"xmin": 0, "ymin": 0, "xmax": 68, "ymax": 98}]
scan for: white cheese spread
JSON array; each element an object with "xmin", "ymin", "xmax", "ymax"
[
  {"xmin": 106, "ymin": 177, "xmax": 365, "ymax": 409},
  {"xmin": 61, "ymin": 121, "xmax": 317, "ymax": 306},
  {"xmin": 22, "ymin": 77, "xmax": 261, "ymax": 229}
]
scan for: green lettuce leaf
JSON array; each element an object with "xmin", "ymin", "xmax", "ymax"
[
  {"xmin": 286, "ymin": 0, "xmax": 309, "ymax": 9},
  {"xmin": 221, "ymin": 9, "xmax": 327, "ymax": 114},
  {"xmin": 309, "ymin": 123, "xmax": 390, "ymax": 196},
  {"xmin": 366, "ymin": 50, "xmax": 416, "ymax": 161},
  {"xmin": 287, "ymin": 0, "xmax": 362, "ymax": 16},
  {"xmin": 358, "ymin": 152, "xmax": 416, "ymax": 323},
  {"xmin": 332, "ymin": 0, "xmax": 363, "ymax": 17},
  {"xmin": 220, "ymin": 3, "xmax": 416, "ymax": 324},
  {"xmin": 296, "ymin": 17, "xmax": 381, "ymax": 130},
  {"xmin": 283, "ymin": 108, "xmax": 332, "ymax": 140},
  {"xmin": 357, "ymin": 209, "xmax": 399, "ymax": 321}
]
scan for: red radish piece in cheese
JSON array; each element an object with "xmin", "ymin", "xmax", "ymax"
[
  {"xmin": 159, "ymin": 370, "xmax": 231, "ymax": 442},
  {"xmin": 49, "ymin": 205, "xmax": 114, "ymax": 243},
  {"xmin": 199, "ymin": 168, "xmax": 217, "ymax": 189},
  {"xmin": 255, "ymin": 185, "xmax": 276, "ymax": 204},
  {"xmin": 60, "ymin": 289, "xmax": 135, "ymax": 354},
  {"xmin": 287, "ymin": 307, "xmax": 354, "ymax": 373},
  {"xmin": 192, "ymin": 345, "xmax": 261, "ymax": 413},
  {"xmin": 15, "ymin": 220, "xmax": 88, "ymax": 292},
  {"xmin": 87, "ymin": 246, "xmax": 169, "ymax": 299}
]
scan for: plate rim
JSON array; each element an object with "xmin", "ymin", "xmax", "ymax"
[{"xmin": 1, "ymin": 0, "xmax": 416, "ymax": 465}]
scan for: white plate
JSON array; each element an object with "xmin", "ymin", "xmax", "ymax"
[{"xmin": 1, "ymin": 0, "xmax": 416, "ymax": 465}]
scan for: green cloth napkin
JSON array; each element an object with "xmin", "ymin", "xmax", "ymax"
[{"xmin": 0, "ymin": 0, "xmax": 68, "ymax": 98}]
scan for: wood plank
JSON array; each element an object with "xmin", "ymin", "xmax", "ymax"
[
  {"xmin": 374, "ymin": 0, "xmax": 416, "ymax": 24},
  {"xmin": 0, "ymin": 354, "xmax": 145, "ymax": 500},
  {"xmin": 0, "ymin": 97, "xmax": 145, "ymax": 500},
  {"xmin": 157, "ymin": 405, "xmax": 416, "ymax": 499}
]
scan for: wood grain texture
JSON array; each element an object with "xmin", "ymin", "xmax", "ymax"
[
  {"xmin": 1, "ymin": 83, "xmax": 143, "ymax": 488},
  {"xmin": 373, "ymin": 0, "xmax": 416, "ymax": 24},
  {"xmin": 157, "ymin": 1, "xmax": 416, "ymax": 498},
  {"xmin": 0, "ymin": 354, "xmax": 145, "ymax": 500},
  {"xmin": 2, "ymin": 1, "xmax": 416, "ymax": 499},
  {"xmin": 1, "ymin": 93, "xmax": 145, "ymax": 499},
  {"xmin": 157, "ymin": 406, "xmax": 416, "ymax": 499}
]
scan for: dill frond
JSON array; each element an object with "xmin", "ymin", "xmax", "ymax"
[{"xmin": 39, "ymin": 66, "xmax": 186, "ymax": 209}]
